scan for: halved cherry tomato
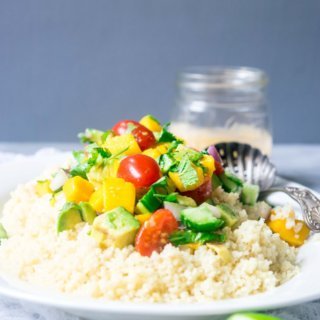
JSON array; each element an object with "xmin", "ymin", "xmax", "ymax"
[
  {"xmin": 214, "ymin": 161, "xmax": 224, "ymax": 175},
  {"xmin": 182, "ymin": 178, "xmax": 212, "ymax": 205},
  {"xmin": 135, "ymin": 209, "xmax": 178, "ymax": 257},
  {"xmin": 112, "ymin": 120, "xmax": 156, "ymax": 151},
  {"xmin": 117, "ymin": 154, "xmax": 161, "ymax": 188}
]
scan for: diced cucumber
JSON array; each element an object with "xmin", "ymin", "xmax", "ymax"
[
  {"xmin": 0, "ymin": 223, "xmax": 8, "ymax": 242},
  {"xmin": 135, "ymin": 202, "xmax": 151, "ymax": 215},
  {"xmin": 219, "ymin": 173, "xmax": 240, "ymax": 193},
  {"xmin": 169, "ymin": 230, "xmax": 226, "ymax": 246},
  {"xmin": 164, "ymin": 201, "xmax": 186, "ymax": 220},
  {"xmin": 211, "ymin": 174, "xmax": 222, "ymax": 189},
  {"xmin": 181, "ymin": 206, "xmax": 225, "ymax": 232},
  {"xmin": 216, "ymin": 203, "xmax": 239, "ymax": 228},
  {"xmin": 224, "ymin": 170, "xmax": 244, "ymax": 187},
  {"xmin": 199, "ymin": 203, "xmax": 222, "ymax": 218},
  {"xmin": 137, "ymin": 177, "xmax": 173, "ymax": 212},
  {"xmin": 240, "ymin": 183, "xmax": 260, "ymax": 206},
  {"xmin": 175, "ymin": 195, "xmax": 197, "ymax": 207}
]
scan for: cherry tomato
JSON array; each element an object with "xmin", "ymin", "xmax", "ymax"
[
  {"xmin": 182, "ymin": 178, "xmax": 212, "ymax": 205},
  {"xmin": 112, "ymin": 120, "xmax": 156, "ymax": 151},
  {"xmin": 117, "ymin": 154, "xmax": 161, "ymax": 188},
  {"xmin": 214, "ymin": 161, "xmax": 224, "ymax": 175},
  {"xmin": 135, "ymin": 209, "xmax": 178, "ymax": 256}
]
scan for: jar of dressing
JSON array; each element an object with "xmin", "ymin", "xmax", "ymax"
[{"xmin": 170, "ymin": 66, "xmax": 272, "ymax": 155}]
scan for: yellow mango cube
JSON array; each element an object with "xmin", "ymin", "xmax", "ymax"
[
  {"xmin": 200, "ymin": 154, "xmax": 216, "ymax": 177},
  {"xmin": 142, "ymin": 148, "xmax": 161, "ymax": 160},
  {"xmin": 142, "ymin": 143, "xmax": 170, "ymax": 160},
  {"xmin": 87, "ymin": 159, "xmax": 120, "ymax": 189},
  {"xmin": 267, "ymin": 211, "xmax": 310, "ymax": 247},
  {"xmin": 63, "ymin": 176, "xmax": 94, "ymax": 203},
  {"xmin": 89, "ymin": 188, "xmax": 104, "ymax": 213},
  {"xmin": 139, "ymin": 115, "xmax": 162, "ymax": 132},
  {"xmin": 169, "ymin": 165, "xmax": 204, "ymax": 192},
  {"xmin": 103, "ymin": 178, "xmax": 136, "ymax": 213},
  {"xmin": 104, "ymin": 134, "xmax": 141, "ymax": 156},
  {"xmin": 135, "ymin": 213, "xmax": 152, "ymax": 224}
]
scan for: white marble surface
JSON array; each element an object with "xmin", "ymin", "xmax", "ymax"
[{"xmin": 0, "ymin": 143, "xmax": 320, "ymax": 320}]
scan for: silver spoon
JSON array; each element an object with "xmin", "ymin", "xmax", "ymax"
[{"xmin": 215, "ymin": 142, "xmax": 320, "ymax": 232}]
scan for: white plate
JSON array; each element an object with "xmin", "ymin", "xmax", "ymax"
[{"xmin": 0, "ymin": 153, "xmax": 319, "ymax": 320}]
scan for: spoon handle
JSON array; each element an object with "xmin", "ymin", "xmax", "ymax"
[{"xmin": 263, "ymin": 186, "xmax": 320, "ymax": 233}]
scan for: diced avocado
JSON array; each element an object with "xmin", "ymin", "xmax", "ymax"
[
  {"xmin": 181, "ymin": 206, "xmax": 225, "ymax": 232},
  {"xmin": 79, "ymin": 202, "xmax": 97, "ymax": 225},
  {"xmin": 224, "ymin": 170, "xmax": 244, "ymax": 187},
  {"xmin": 240, "ymin": 183, "xmax": 260, "ymax": 206},
  {"xmin": 91, "ymin": 206, "xmax": 140, "ymax": 248},
  {"xmin": 211, "ymin": 174, "xmax": 222, "ymax": 189},
  {"xmin": 57, "ymin": 203, "xmax": 83, "ymax": 232},
  {"xmin": 0, "ymin": 223, "xmax": 8, "ymax": 243},
  {"xmin": 217, "ymin": 203, "xmax": 239, "ymax": 228},
  {"xmin": 175, "ymin": 195, "xmax": 197, "ymax": 207},
  {"xmin": 219, "ymin": 172, "xmax": 240, "ymax": 193}
]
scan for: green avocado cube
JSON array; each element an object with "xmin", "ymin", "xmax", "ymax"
[{"xmin": 92, "ymin": 206, "xmax": 140, "ymax": 248}]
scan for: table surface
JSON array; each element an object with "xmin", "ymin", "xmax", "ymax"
[{"xmin": 0, "ymin": 143, "xmax": 320, "ymax": 320}]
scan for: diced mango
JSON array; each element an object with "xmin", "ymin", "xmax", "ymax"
[
  {"xmin": 103, "ymin": 178, "xmax": 136, "ymax": 213},
  {"xmin": 139, "ymin": 115, "xmax": 162, "ymax": 132},
  {"xmin": 87, "ymin": 159, "xmax": 120, "ymax": 189},
  {"xmin": 142, "ymin": 143, "xmax": 170, "ymax": 160},
  {"xmin": 142, "ymin": 148, "xmax": 161, "ymax": 160},
  {"xmin": 169, "ymin": 165, "xmax": 204, "ymax": 192},
  {"xmin": 267, "ymin": 213, "xmax": 310, "ymax": 247},
  {"xmin": 156, "ymin": 143, "xmax": 170, "ymax": 154},
  {"xmin": 89, "ymin": 188, "xmax": 104, "ymax": 213},
  {"xmin": 104, "ymin": 134, "xmax": 141, "ymax": 156},
  {"xmin": 135, "ymin": 213, "xmax": 152, "ymax": 224},
  {"xmin": 200, "ymin": 155, "xmax": 215, "ymax": 177},
  {"xmin": 63, "ymin": 176, "xmax": 94, "ymax": 203},
  {"xmin": 35, "ymin": 180, "xmax": 52, "ymax": 196}
]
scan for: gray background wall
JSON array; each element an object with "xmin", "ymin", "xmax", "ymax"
[{"xmin": 0, "ymin": 0, "xmax": 319, "ymax": 143}]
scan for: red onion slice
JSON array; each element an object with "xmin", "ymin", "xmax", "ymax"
[{"xmin": 207, "ymin": 145, "xmax": 222, "ymax": 163}]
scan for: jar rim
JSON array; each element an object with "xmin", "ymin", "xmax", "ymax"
[{"xmin": 179, "ymin": 66, "xmax": 268, "ymax": 90}]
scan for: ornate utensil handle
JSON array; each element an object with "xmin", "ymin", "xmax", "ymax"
[
  {"xmin": 283, "ymin": 186, "xmax": 320, "ymax": 232},
  {"xmin": 264, "ymin": 186, "xmax": 320, "ymax": 232}
]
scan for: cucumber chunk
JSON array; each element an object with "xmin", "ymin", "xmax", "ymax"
[
  {"xmin": 211, "ymin": 174, "xmax": 222, "ymax": 189},
  {"xmin": 175, "ymin": 195, "xmax": 197, "ymax": 207},
  {"xmin": 224, "ymin": 170, "xmax": 244, "ymax": 187},
  {"xmin": 170, "ymin": 230, "xmax": 226, "ymax": 246},
  {"xmin": 181, "ymin": 206, "xmax": 225, "ymax": 232},
  {"xmin": 241, "ymin": 183, "xmax": 260, "ymax": 206},
  {"xmin": 219, "ymin": 173, "xmax": 240, "ymax": 193},
  {"xmin": 216, "ymin": 203, "xmax": 239, "ymax": 228}
]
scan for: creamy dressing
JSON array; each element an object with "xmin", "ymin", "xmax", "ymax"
[{"xmin": 170, "ymin": 122, "xmax": 272, "ymax": 155}]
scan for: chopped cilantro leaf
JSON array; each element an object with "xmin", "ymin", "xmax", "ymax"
[{"xmin": 176, "ymin": 156, "xmax": 199, "ymax": 188}]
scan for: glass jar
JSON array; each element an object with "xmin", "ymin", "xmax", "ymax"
[{"xmin": 170, "ymin": 66, "xmax": 272, "ymax": 155}]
